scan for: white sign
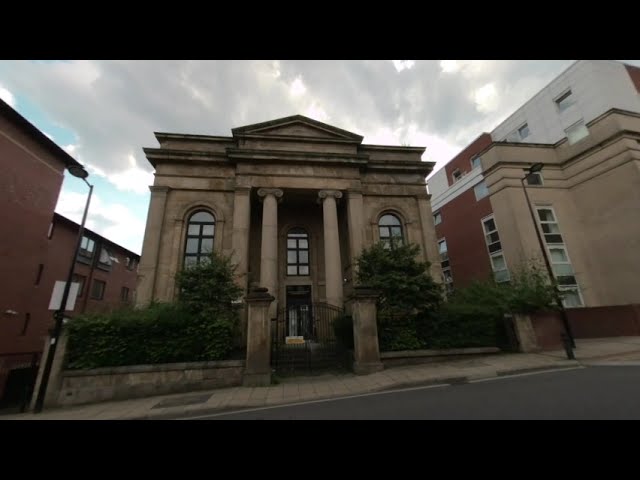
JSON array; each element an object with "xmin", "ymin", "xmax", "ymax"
[{"xmin": 48, "ymin": 281, "xmax": 80, "ymax": 311}]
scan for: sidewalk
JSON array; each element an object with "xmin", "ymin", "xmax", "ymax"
[{"xmin": 4, "ymin": 336, "xmax": 640, "ymax": 420}]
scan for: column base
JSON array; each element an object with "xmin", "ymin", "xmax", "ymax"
[
  {"xmin": 243, "ymin": 371, "xmax": 272, "ymax": 387},
  {"xmin": 353, "ymin": 361, "xmax": 384, "ymax": 375}
]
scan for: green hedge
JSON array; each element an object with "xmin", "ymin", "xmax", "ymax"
[
  {"xmin": 376, "ymin": 306, "xmax": 508, "ymax": 352},
  {"xmin": 65, "ymin": 303, "xmax": 237, "ymax": 369}
]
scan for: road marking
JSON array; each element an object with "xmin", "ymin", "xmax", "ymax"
[
  {"xmin": 182, "ymin": 383, "xmax": 451, "ymax": 420},
  {"xmin": 469, "ymin": 366, "xmax": 584, "ymax": 383}
]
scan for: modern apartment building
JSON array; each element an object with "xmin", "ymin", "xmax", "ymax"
[{"xmin": 428, "ymin": 60, "xmax": 640, "ymax": 312}]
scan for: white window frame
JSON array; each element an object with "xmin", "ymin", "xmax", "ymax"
[
  {"xmin": 481, "ymin": 215, "xmax": 510, "ymax": 283},
  {"xmin": 518, "ymin": 123, "xmax": 530, "ymax": 140},
  {"xmin": 554, "ymin": 89, "xmax": 575, "ymax": 113},
  {"xmin": 565, "ymin": 120, "xmax": 589, "ymax": 145},
  {"xmin": 526, "ymin": 171, "xmax": 544, "ymax": 186},
  {"xmin": 438, "ymin": 238, "xmax": 453, "ymax": 292},
  {"xmin": 474, "ymin": 180, "xmax": 489, "ymax": 201},
  {"xmin": 433, "ymin": 211, "xmax": 442, "ymax": 225},
  {"xmin": 470, "ymin": 156, "xmax": 481, "ymax": 170},
  {"xmin": 535, "ymin": 205, "xmax": 584, "ymax": 307}
]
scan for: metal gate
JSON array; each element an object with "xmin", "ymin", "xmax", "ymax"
[{"xmin": 271, "ymin": 302, "xmax": 347, "ymax": 375}]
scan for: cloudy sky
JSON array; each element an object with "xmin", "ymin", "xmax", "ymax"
[{"xmin": 2, "ymin": 60, "xmax": 638, "ymax": 254}]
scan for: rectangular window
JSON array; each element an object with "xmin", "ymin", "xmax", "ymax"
[
  {"xmin": 433, "ymin": 211, "xmax": 442, "ymax": 225},
  {"xmin": 79, "ymin": 236, "xmax": 95, "ymax": 259},
  {"xmin": 526, "ymin": 172, "xmax": 543, "ymax": 186},
  {"xmin": 91, "ymin": 279, "xmax": 106, "ymax": 300},
  {"xmin": 97, "ymin": 248, "xmax": 113, "ymax": 271},
  {"xmin": 518, "ymin": 123, "xmax": 530, "ymax": 140},
  {"xmin": 121, "ymin": 286, "xmax": 130, "ymax": 302},
  {"xmin": 35, "ymin": 264, "xmax": 44, "ymax": 285},
  {"xmin": 565, "ymin": 120, "xmax": 589, "ymax": 145},
  {"xmin": 474, "ymin": 181, "xmax": 489, "ymax": 201},
  {"xmin": 482, "ymin": 216, "xmax": 509, "ymax": 282},
  {"xmin": 555, "ymin": 89, "xmax": 575, "ymax": 112},
  {"xmin": 470, "ymin": 156, "xmax": 481, "ymax": 170},
  {"xmin": 73, "ymin": 274, "xmax": 86, "ymax": 297},
  {"xmin": 535, "ymin": 206, "xmax": 583, "ymax": 307},
  {"xmin": 438, "ymin": 238, "xmax": 453, "ymax": 292},
  {"xmin": 452, "ymin": 169, "xmax": 462, "ymax": 183},
  {"xmin": 21, "ymin": 313, "xmax": 30, "ymax": 336}
]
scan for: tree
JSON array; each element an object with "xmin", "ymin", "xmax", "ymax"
[
  {"xmin": 175, "ymin": 251, "xmax": 244, "ymax": 356},
  {"xmin": 356, "ymin": 242, "xmax": 443, "ymax": 318}
]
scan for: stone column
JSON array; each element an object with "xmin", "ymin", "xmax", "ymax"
[
  {"xmin": 350, "ymin": 286, "xmax": 384, "ymax": 375},
  {"xmin": 416, "ymin": 194, "xmax": 443, "ymax": 282},
  {"xmin": 243, "ymin": 287, "xmax": 275, "ymax": 387},
  {"xmin": 346, "ymin": 190, "xmax": 365, "ymax": 281},
  {"xmin": 257, "ymin": 188, "xmax": 283, "ymax": 316},
  {"xmin": 231, "ymin": 186, "xmax": 252, "ymax": 292},
  {"xmin": 318, "ymin": 190, "xmax": 344, "ymax": 308},
  {"xmin": 136, "ymin": 186, "xmax": 169, "ymax": 307},
  {"xmin": 512, "ymin": 313, "xmax": 542, "ymax": 353}
]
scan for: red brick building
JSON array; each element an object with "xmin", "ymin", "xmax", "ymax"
[
  {"xmin": 0, "ymin": 98, "xmax": 139, "ymax": 408},
  {"xmin": 429, "ymin": 133, "xmax": 497, "ymax": 291}
]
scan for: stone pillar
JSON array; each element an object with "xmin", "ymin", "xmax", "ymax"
[
  {"xmin": 257, "ymin": 188, "xmax": 283, "ymax": 317},
  {"xmin": 416, "ymin": 194, "xmax": 443, "ymax": 282},
  {"xmin": 136, "ymin": 186, "xmax": 169, "ymax": 307},
  {"xmin": 512, "ymin": 313, "xmax": 541, "ymax": 353},
  {"xmin": 231, "ymin": 186, "xmax": 252, "ymax": 292},
  {"xmin": 349, "ymin": 286, "xmax": 384, "ymax": 375},
  {"xmin": 318, "ymin": 190, "xmax": 344, "ymax": 308},
  {"xmin": 346, "ymin": 190, "xmax": 365, "ymax": 281},
  {"xmin": 31, "ymin": 327, "xmax": 69, "ymax": 410},
  {"xmin": 243, "ymin": 287, "xmax": 275, "ymax": 387}
]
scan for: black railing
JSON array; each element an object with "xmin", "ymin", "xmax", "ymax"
[
  {"xmin": 271, "ymin": 302, "xmax": 347, "ymax": 375},
  {"xmin": 0, "ymin": 351, "xmax": 41, "ymax": 413}
]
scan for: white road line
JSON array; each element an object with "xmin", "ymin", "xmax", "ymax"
[
  {"xmin": 469, "ymin": 366, "xmax": 584, "ymax": 383},
  {"xmin": 182, "ymin": 383, "xmax": 451, "ymax": 419}
]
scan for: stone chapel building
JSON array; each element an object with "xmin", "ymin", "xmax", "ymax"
[{"xmin": 136, "ymin": 115, "xmax": 442, "ymax": 326}]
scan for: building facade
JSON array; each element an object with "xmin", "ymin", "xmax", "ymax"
[
  {"xmin": 428, "ymin": 60, "xmax": 640, "ymax": 310},
  {"xmin": 0, "ymin": 98, "xmax": 140, "ymax": 406},
  {"xmin": 136, "ymin": 115, "xmax": 442, "ymax": 326}
]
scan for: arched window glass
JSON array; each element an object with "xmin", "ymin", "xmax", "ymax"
[
  {"xmin": 287, "ymin": 228, "xmax": 309, "ymax": 276},
  {"xmin": 184, "ymin": 211, "xmax": 215, "ymax": 267},
  {"xmin": 378, "ymin": 213, "xmax": 404, "ymax": 248}
]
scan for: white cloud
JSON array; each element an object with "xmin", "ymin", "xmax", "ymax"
[
  {"xmin": 0, "ymin": 84, "xmax": 15, "ymax": 107},
  {"xmin": 63, "ymin": 144, "xmax": 76, "ymax": 154},
  {"xmin": 440, "ymin": 60, "xmax": 460, "ymax": 73},
  {"xmin": 289, "ymin": 76, "xmax": 307, "ymax": 97},
  {"xmin": 106, "ymin": 155, "xmax": 155, "ymax": 195},
  {"xmin": 392, "ymin": 60, "xmax": 415, "ymax": 72},
  {"xmin": 473, "ymin": 83, "xmax": 499, "ymax": 113},
  {"xmin": 55, "ymin": 190, "xmax": 145, "ymax": 254},
  {"xmin": 43, "ymin": 132, "xmax": 54, "ymax": 140},
  {"xmin": 304, "ymin": 101, "xmax": 329, "ymax": 122}
]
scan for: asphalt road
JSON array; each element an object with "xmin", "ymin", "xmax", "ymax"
[{"xmin": 184, "ymin": 366, "xmax": 640, "ymax": 420}]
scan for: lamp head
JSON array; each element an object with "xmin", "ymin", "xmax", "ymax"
[
  {"xmin": 528, "ymin": 162, "xmax": 544, "ymax": 174},
  {"xmin": 68, "ymin": 164, "xmax": 89, "ymax": 179}
]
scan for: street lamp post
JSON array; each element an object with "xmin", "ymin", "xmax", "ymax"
[
  {"xmin": 520, "ymin": 162, "xmax": 576, "ymax": 359},
  {"xmin": 33, "ymin": 165, "xmax": 93, "ymax": 413}
]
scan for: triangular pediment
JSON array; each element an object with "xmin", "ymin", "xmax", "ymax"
[{"xmin": 231, "ymin": 115, "xmax": 363, "ymax": 142}]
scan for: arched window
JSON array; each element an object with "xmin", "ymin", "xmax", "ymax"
[
  {"xmin": 184, "ymin": 211, "xmax": 215, "ymax": 267},
  {"xmin": 378, "ymin": 213, "xmax": 404, "ymax": 248},
  {"xmin": 287, "ymin": 228, "xmax": 309, "ymax": 276}
]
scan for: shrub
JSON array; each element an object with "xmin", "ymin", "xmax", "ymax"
[{"xmin": 66, "ymin": 251, "xmax": 243, "ymax": 369}]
